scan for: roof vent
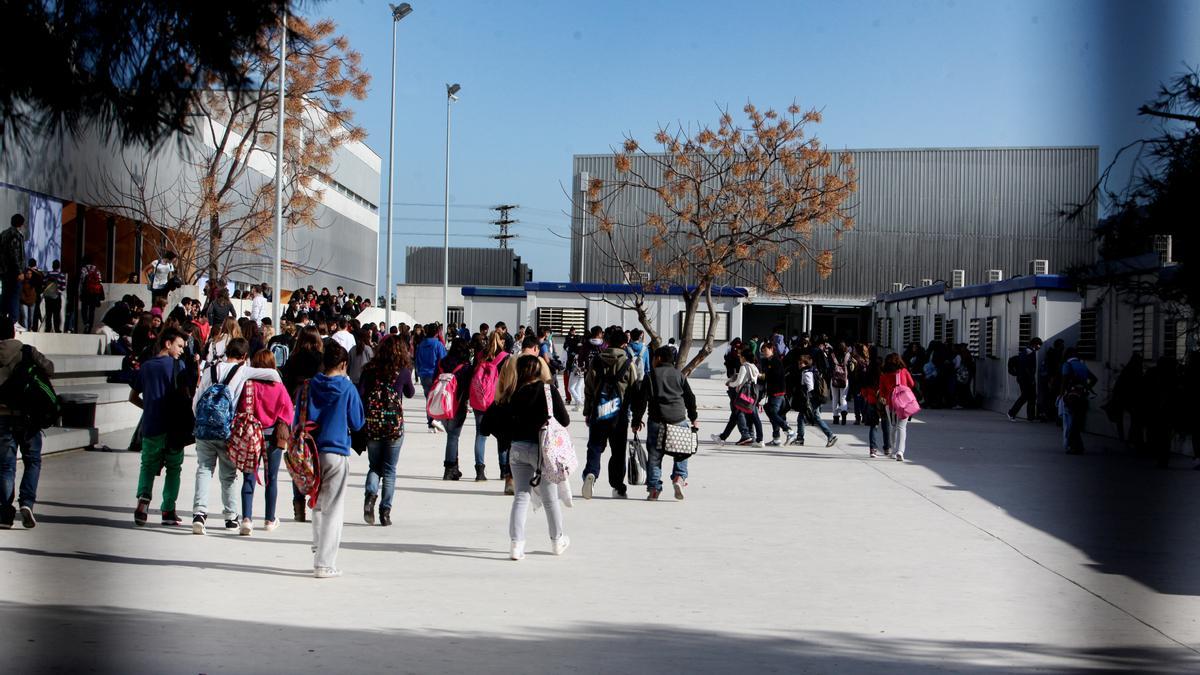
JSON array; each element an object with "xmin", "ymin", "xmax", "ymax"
[
  {"xmin": 987, "ymin": 269, "xmax": 1004, "ymax": 283},
  {"xmin": 951, "ymin": 270, "xmax": 966, "ymax": 288},
  {"xmin": 920, "ymin": 278, "xmax": 934, "ymax": 287},
  {"xmin": 1154, "ymin": 235, "xmax": 1173, "ymax": 265},
  {"xmin": 1028, "ymin": 259, "xmax": 1049, "ymax": 276},
  {"xmin": 891, "ymin": 282, "xmax": 904, "ymax": 293}
]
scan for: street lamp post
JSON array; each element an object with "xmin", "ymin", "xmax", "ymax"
[
  {"xmin": 442, "ymin": 83, "xmax": 460, "ymax": 329},
  {"xmin": 272, "ymin": 11, "xmax": 286, "ymax": 329},
  {"xmin": 383, "ymin": 3, "xmax": 413, "ymax": 330}
]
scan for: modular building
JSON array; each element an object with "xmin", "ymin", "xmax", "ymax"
[{"xmin": 572, "ymin": 147, "xmax": 1098, "ymax": 343}]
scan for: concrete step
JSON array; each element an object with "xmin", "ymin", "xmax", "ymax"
[
  {"xmin": 17, "ymin": 332, "xmax": 109, "ymax": 356},
  {"xmin": 53, "ymin": 375, "xmax": 116, "ymax": 387},
  {"xmin": 43, "ymin": 354, "xmax": 125, "ymax": 376},
  {"xmin": 42, "ymin": 426, "xmax": 98, "ymax": 456},
  {"xmin": 56, "ymin": 382, "xmax": 133, "ymax": 405},
  {"xmin": 55, "ymin": 383, "xmax": 142, "ymax": 431}
]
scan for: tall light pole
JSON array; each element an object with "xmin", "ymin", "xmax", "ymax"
[
  {"xmin": 272, "ymin": 11, "xmax": 287, "ymax": 328},
  {"xmin": 384, "ymin": 3, "xmax": 413, "ymax": 330},
  {"xmin": 442, "ymin": 82, "xmax": 460, "ymax": 329}
]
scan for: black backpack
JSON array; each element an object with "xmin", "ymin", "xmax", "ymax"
[
  {"xmin": 0, "ymin": 345, "xmax": 61, "ymax": 430},
  {"xmin": 1007, "ymin": 354, "xmax": 1020, "ymax": 377}
]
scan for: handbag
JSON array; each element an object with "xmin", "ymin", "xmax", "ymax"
[
  {"xmin": 657, "ymin": 422, "xmax": 699, "ymax": 460},
  {"xmin": 164, "ymin": 363, "xmax": 195, "ymax": 448},
  {"xmin": 733, "ymin": 382, "xmax": 757, "ymax": 414},
  {"xmin": 627, "ymin": 433, "xmax": 647, "ymax": 485}
]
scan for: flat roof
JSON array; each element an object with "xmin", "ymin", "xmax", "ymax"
[
  {"xmin": 461, "ymin": 282, "xmax": 750, "ymax": 299},
  {"xmin": 876, "ymin": 275, "xmax": 1074, "ymax": 303}
]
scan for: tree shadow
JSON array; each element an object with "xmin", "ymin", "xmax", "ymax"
[
  {"xmin": 0, "ymin": 601, "xmax": 1193, "ymax": 674},
  {"xmin": 0, "ymin": 547, "xmax": 310, "ymax": 577}
]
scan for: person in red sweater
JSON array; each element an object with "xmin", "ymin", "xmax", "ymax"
[
  {"xmin": 239, "ymin": 349, "xmax": 295, "ymax": 535},
  {"xmin": 861, "ymin": 357, "xmax": 892, "ymax": 458},
  {"xmin": 880, "ymin": 353, "xmax": 916, "ymax": 461}
]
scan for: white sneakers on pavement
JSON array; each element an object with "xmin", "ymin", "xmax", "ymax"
[
  {"xmin": 582, "ymin": 474, "xmax": 595, "ymax": 500},
  {"xmin": 552, "ymin": 535, "xmax": 571, "ymax": 556},
  {"xmin": 314, "ymin": 567, "xmax": 342, "ymax": 578},
  {"xmin": 510, "ymin": 541, "xmax": 526, "ymax": 561}
]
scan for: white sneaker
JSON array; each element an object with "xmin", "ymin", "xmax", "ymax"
[
  {"xmin": 895, "ymin": 453, "xmax": 905, "ymax": 462},
  {"xmin": 431, "ymin": 420, "xmax": 446, "ymax": 433},
  {"xmin": 611, "ymin": 489, "xmax": 628, "ymax": 499},
  {"xmin": 552, "ymin": 535, "xmax": 571, "ymax": 556},
  {"xmin": 751, "ymin": 441, "xmax": 764, "ymax": 448},
  {"xmin": 672, "ymin": 478, "xmax": 686, "ymax": 501},
  {"xmin": 239, "ymin": 518, "xmax": 253, "ymax": 536},
  {"xmin": 510, "ymin": 541, "xmax": 526, "ymax": 561},
  {"xmin": 264, "ymin": 518, "xmax": 280, "ymax": 532},
  {"xmin": 582, "ymin": 473, "xmax": 595, "ymax": 500},
  {"xmin": 710, "ymin": 433, "xmax": 725, "ymax": 446},
  {"xmin": 785, "ymin": 431, "xmax": 798, "ymax": 444},
  {"xmin": 13, "ymin": 323, "xmax": 25, "ymax": 334},
  {"xmin": 314, "ymin": 567, "xmax": 342, "ymax": 578}
]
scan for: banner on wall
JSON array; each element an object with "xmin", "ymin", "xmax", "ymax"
[{"xmin": 27, "ymin": 195, "xmax": 62, "ymax": 270}]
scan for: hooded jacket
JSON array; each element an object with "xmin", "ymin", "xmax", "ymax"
[
  {"xmin": 631, "ymin": 364, "xmax": 697, "ymax": 426},
  {"xmin": 583, "ymin": 347, "xmax": 637, "ymax": 420},
  {"xmin": 0, "ymin": 339, "xmax": 54, "ymax": 416},
  {"xmin": 299, "ymin": 372, "xmax": 365, "ymax": 455}
]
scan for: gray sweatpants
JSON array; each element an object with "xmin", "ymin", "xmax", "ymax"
[
  {"xmin": 508, "ymin": 441, "xmax": 564, "ymax": 544},
  {"xmin": 313, "ymin": 453, "xmax": 350, "ymax": 570},
  {"xmin": 194, "ymin": 439, "xmax": 238, "ymax": 520}
]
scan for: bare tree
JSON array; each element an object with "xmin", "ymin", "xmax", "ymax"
[{"xmin": 583, "ymin": 102, "xmax": 857, "ymax": 374}]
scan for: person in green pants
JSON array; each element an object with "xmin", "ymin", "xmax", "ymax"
[{"xmin": 129, "ymin": 327, "xmax": 189, "ymax": 526}]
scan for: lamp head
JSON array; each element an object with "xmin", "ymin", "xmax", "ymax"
[
  {"xmin": 390, "ymin": 3, "xmax": 413, "ymax": 21},
  {"xmin": 447, "ymin": 83, "xmax": 461, "ymax": 101}
]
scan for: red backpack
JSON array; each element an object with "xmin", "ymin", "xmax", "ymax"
[
  {"xmin": 284, "ymin": 381, "xmax": 322, "ymax": 506},
  {"xmin": 227, "ymin": 381, "xmax": 265, "ymax": 478},
  {"xmin": 469, "ymin": 352, "xmax": 507, "ymax": 411}
]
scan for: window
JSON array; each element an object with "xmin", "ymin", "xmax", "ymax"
[
  {"xmin": 1132, "ymin": 305, "xmax": 1153, "ymax": 359},
  {"xmin": 1018, "ymin": 313, "xmax": 1035, "ymax": 347},
  {"xmin": 536, "ymin": 307, "xmax": 588, "ymax": 335},
  {"xmin": 680, "ymin": 311, "xmax": 730, "ymax": 342},
  {"xmin": 969, "ymin": 318, "xmax": 982, "ymax": 358},
  {"xmin": 902, "ymin": 316, "xmax": 923, "ymax": 347},
  {"xmin": 447, "ymin": 306, "xmax": 464, "ymax": 326},
  {"xmin": 1078, "ymin": 308, "xmax": 1098, "ymax": 360},
  {"xmin": 1163, "ymin": 318, "xmax": 1186, "ymax": 361},
  {"xmin": 985, "ymin": 316, "xmax": 999, "ymax": 358},
  {"xmin": 933, "ymin": 314, "xmax": 946, "ymax": 343},
  {"xmin": 945, "ymin": 318, "xmax": 957, "ymax": 344},
  {"xmin": 875, "ymin": 317, "xmax": 894, "ymax": 349}
]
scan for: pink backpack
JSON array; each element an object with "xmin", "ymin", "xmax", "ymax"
[
  {"xmin": 470, "ymin": 352, "xmax": 507, "ymax": 411},
  {"xmin": 426, "ymin": 364, "xmax": 464, "ymax": 421},
  {"xmin": 536, "ymin": 384, "xmax": 577, "ymax": 485},
  {"xmin": 889, "ymin": 376, "xmax": 921, "ymax": 419}
]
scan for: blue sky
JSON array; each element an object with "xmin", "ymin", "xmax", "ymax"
[{"xmin": 307, "ymin": 0, "xmax": 1199, "ymax": 290}]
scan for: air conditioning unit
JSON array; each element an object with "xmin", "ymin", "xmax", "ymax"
[
  {"xmin": 1028, "ymin": 259, "xmax": 1050, "ymax": 276},
  {"xmin": 920, "ymin": 279, "xmax": 934, "ymax": 287},
  {"xmin": 987, "ymin": 269, "xmax": 1004, "ymax": 283},
  {"xmin": 1154, "ymin": 235, "xmax": 1173, "ymax": 265},
  {"xmin": 891, "ymin": 282, "xmax": 904, "ymax": 293},
  {"xmin": 951, "ymin": 270, "xmax": 966, "ymax": 288}
]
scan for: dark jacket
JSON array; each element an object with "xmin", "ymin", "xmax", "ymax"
[
  {"xmin": 481, "ymin": 381, "xmax": 569, "ymax": 445},
  {"xmin": 760, "ymin": 354, "xmax": 788, "ymax": 396},
  {"xmin": 283, "ymin": 348, "xmax": 323, "ymax": 399},
  {"xmin": 631, "ymin": 364, "xmax": 697, "ymax": 426},
  {"xmin": 1014, "ymin": 347, "xmax": 1038, "ymax": 383},
  {"xmin": 0, "ymin": 339, "xmax": 55, "ymax": 416},
  {"xmin": 583, "ymin": 347, "xmax": 637, "ymax": 419}
]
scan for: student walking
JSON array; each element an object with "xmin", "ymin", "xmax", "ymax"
[
  {"xmin": 301, "ymin": 342, "xmax": 365, "ymax": 578},
  {"xmin": 0, "ymin": 317, "xmax": 54, "ymax": 528},
  {"xmin": 582, "ymin": 326, "xmax": 638, "ymax": 499},
  {"xmin": 78, "ymin": 255, "xmax": 104, "ymax": 334},
  {"xmin": 711, "ymin": 338, "xmax": 751, "ymax": 445},
  {"xmin": 631, "ymin": 346, "xmax": 699, "ymax": 500},
  {"xmin": 1059, "ymin": 348, "xmax": 1097, "ymax": 455},
  {"xmin": 359, "ymin": 336, "xmax": 414, "ymax": 526},
  {"xmin": 433, "ymin": 338, "xmax": 475, "ymax": 480},
  {"xmin": 282, "ymin": 327, "xmax": 324, "ymax": 522},
  {"xmin": 861, "ymin": 357, "xmax": 891, "ymax": 457},
  {"xmin": 830, "ymin": 342, "xmax": 852, "ymax": 425},
  {"xmin": 415, "ymin": 323, "xmax": 448, "ymax": 432},
  {"xmin": 1007, "ymin": 338, "xmax": 1042, "ymax": 421},
  {"xmin": 881, "ymin": 353, "xmax": 917, "ymax": 461},
  {"xmin": 725, "ymin": 347, "xmax": 764, "ymax": 447},
  {"xmin": 144, "ymin": 251, "xmax": 177, "ymax": 303},
  {"xmin": 239, "ymin": 349, "xmax": 294, "ymax": 534},
  {"xmin": 130, "ymin": 328, "xmax": 191, "ymax": 526},
  {"xmin": 41, "ymin": 260, "xmax": 66, "ymax": 333},
  {"xmin": 791, "ymin": 353, "xmax": 838, "ymax": 447},
  {"xmin": 470, "ymin": 332, "xmax": 509, "ymax": 487},
  {"xmin": 758, "ymin": 342, "xmax": 795, "ymax": 446},
  {"xmin": 480, "ymin": 354, "xmax": 571, "ymax": 560}
]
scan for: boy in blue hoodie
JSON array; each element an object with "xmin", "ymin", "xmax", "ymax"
[{"xmin": 301, "ymin": 342, "xmax": 365, "ymax": 578}]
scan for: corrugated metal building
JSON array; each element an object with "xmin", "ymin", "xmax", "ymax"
[
  {"xmin": 572, "ymin": 147, "xmax": 1098, "ymax": 342},
  {"xmin": 405, "ymin": 246, "xmax": 531, "ymax": 287}
]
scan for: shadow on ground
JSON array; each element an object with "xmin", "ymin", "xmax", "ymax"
[{"xmin": 0, "ymin": 601, "xmax": 1193, "ymax": 674}]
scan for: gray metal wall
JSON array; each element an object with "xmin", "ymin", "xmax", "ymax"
[
  {"xmin": 405, "ymin": 246, "xmax": 529, "ymax": 286},
  {"xmin": 572, "ymin": 147, "xmax": 1098, "ymax": 299}
]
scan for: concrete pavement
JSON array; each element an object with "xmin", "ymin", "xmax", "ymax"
[{"xmin": 1, "ymin": 378, "xmax": 1198, "ymax": 673}]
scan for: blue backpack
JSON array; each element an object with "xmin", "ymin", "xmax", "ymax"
[
  {"xmin": 194, "ymin": 363, "xmax": 242, "ymax": 441},
  {"xmin": 271, "ymin": 342, "xmax": 290, "ymax": 368}
]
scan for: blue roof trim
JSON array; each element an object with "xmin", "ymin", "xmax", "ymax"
[
  {"xmin": 524, "ymin": 282, "xmax": 749, "ymax": 298},
  {"xmin": 462, "ymin": 287, "xmax": 527, "ymax": 298},
  {"xmin": 944, "ymin": 275, "xmax": 1073, "ymax": 301},
  {"xmin": 875, "ymin": 282, "xmax": 947, "ymax": 303}
]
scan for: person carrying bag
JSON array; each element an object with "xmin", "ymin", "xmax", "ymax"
[{"xmin": 631, "ymin": 346, "xmax": 699, "ymax": 501}]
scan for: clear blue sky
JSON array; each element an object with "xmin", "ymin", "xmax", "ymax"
[{"xmin": 307, "ymin": 0, "xmax": 1199, "ymax": 291}]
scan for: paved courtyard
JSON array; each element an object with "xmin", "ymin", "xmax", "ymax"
[{"xmin": 1, "ymin": 379, "xmax": 1197, "ymax": 673}]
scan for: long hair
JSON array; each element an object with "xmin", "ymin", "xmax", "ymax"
[
  {"xmin": 364, "ymin": 333, "xmax": 411, "ymax": 385},
  {"xmin": 297, "ymin": 326, "xmax": 324, "ymax": 354},
  {"xmin": 516, "ymin": 354, "xmax": 549, "ymax": 386},
  {"xmin": 481, "ymin": 331, "xmax": 504, "ymax": 361},
  {"xmin": 883, "ymin": 352, "xmax": 906, "ymax": 373}
]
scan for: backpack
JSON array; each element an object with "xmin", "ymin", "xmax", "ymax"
[
  {"xmin": 271, "ymin": 342, "xmax": 291, "ymax": 368},
  {"xmin": 890, "ymin": 376, "xmax": 922, "ymax": 419},
  {"xmin": 831, "ymin": 355, "xmax": 849, "ymax": 389},
  {"xmin": 532, "ymin": 384, "xmax": 577, "ymax": 486},
  {"xmin": 626, "ymin": 345, "xmax": 646, "ymax": 383},
  {"xmin": 1007, "ymin": 354, "xmax": 1020, "ymax": 377},
  {"xmin": 84, "ymin": 267, "xmax": 104, "ymax": 296},
  {"xmin": 285, "ymin": 380, "xmax": 322, "ymax": 507},
  {"xmin": 193, "ymin": 363, "xmax": 242, "ymax": 441},
  {"xmin": 42, "ymin": 278, "xmax": 60, "ymax": 300},
  {"xmin": 426, "ymin": 363, "xmax": 464, "ymax": 421},
  {"xmin": 594, "ymin": 358, "xmax": 632, "ymax": 421},
  {"xmin": 365, "ymin": 376, "xmax": 404, "ymax": 441},
  {"xmin": 470, "ymin": 352, "xmax": 507, "ymax": 411},
  {"xmin": 956, "ymin": 364, "xmax": 971, "ymax": 384},
  {"xmin": 227, "ymin": 381, "xmax": 265, "ymax": 475},
  {"xmin": 811, "ymin": 369, "xmax": 830, "ymax": 406},
  {"xmin": 0, "ymin": 345, "xmax": 60, "ymax": 430}
]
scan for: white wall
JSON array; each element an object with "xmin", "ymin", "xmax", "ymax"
[{"xmin": 392, "ymin": 284, "xmax": 464, "ymax": 326}]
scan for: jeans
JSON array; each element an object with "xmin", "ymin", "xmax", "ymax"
[
  {"xmin": 81, "ymin": 300, "xmax": 98, "ymax": 334},
  {"xmin": 365, "ymin": 437, "xmax": 404, "ymax": 510},
  {"xmin": 743, "ymin": 405, "xmax": 764, "ymax": 442},
  {"xmin": 508, "ymin": 441, "xmax": 564, "ymax": 543},
  {"xmin": 193, "ymin": 439, "xmax": 239, "ymax": 520},
  {"xmin": 867, "ymin": 411, "xmax": 891, "ymax": 451},
  {"xmin": 763, "ymin": 395, "xmax": 790, "ymax": 439},
  {"xmin": 20, "ymin": 303, "xmax": 37, "ymax": 331},
  {"xmin": 1, "ymin": 274, "xmax": 19, "ymax": 324},
  {"xmin": 796, "ymin": 399, "xmax": 833, "ymax": 443},
  {"xmin": 646, "ymin": 420, "xmax": 689, "ymax": 492},
  {"xmin": 889, "ymin": 410, "xmax": 910, "ymax": 457},
  {"xmin": 1008, "ymin": 379, "xmax": 1036, "ymax": 420},
  {"xmin": 442, "ymin": 414, "xmax": 468, "ymax": 466},
  {"xmin": 719, "ymin": 388, "xmax": 750, "ymax": 441},
  {"xmin": 471, "ymin": 410, "xmax": 490, "ymax": 469},
  {"xmin": 1062, "ymin": 404, "xmax": 1087, "ymax": 452},
  {"xmin": 497, "ymin": 437, "xmax": 512, "ymax": 479},
  {"xmin": 313, "ymin": 453, "xmax": 350, "ymax": 570},
  {"xmin": 136, "ymin": 434, "xmax": 184, "ymax": 511},
  {"xmin": 853, "ymin": 393, "xmax": 866, "ymax": 423},
  {"xmin": 584, "ymin": 413, "xmax": 629, "ymax": 492},
  {"xmin": 419, "ymin": 375, "xmax": 434, "ymax": 425},
  {"xmin": 43, "ymin": 297, "xmax": 62, "ymax": 332},
  {"xmin": 241, "ymin": 444, "xmax": 283, "ymax": 522},
  {"xmin": 567, "ymin": 371, "xmax": 585, "ymax": 406},
  {"xmin": 0, "ymin": 417, "xmax": 41, "ymax": 512}
]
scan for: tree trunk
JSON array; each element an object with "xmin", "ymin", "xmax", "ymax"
[
  {"xmin": 632, "ymin": 295, "xmax": 662, "ymax": 350},
  {"xmin": 681, "ymin": 283, "xmax": 718, "ymax": 376},
  {"xmin": 676, "ymin": 285, "xmax": 705, "ymax": 372},
  {"xmin": 208, "ymin": 213, "xmax": 221, "ymax": 296}
]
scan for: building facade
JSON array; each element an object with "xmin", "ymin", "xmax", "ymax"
[
  {"xmin": 405, "ymin": 246, "xmax": 531, "ymax": 287},
  {"xmin": 572, "ymin": 147, "xmax": 1098, "ymax": 342}
]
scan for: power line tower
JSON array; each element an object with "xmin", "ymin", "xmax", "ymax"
[{"xmin": 490, "ymin": 204, "xmax": 519, "ymax": 249}]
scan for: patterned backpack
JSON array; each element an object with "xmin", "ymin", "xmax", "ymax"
[
  {"xmin": 285, "ymin": 380, "xmax": 322, "ymax": 506},
  {"xmin": 534, "ymin": 384, "xmax": 577, "ymax": 486},
  {"xmin": 365, "ymin": 376, "xmax": 404, "ymax": 442},
  {"xmin": 194, "ymin": 364, "xmax": 241, "ymax": 441},
  {"xmin": 227, "ymin": 381, "xmax": 265, "ymax": 476}
]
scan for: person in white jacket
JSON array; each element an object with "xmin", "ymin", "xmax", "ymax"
[
  {"xmin": 725, "ymin": 347, "xmax": 764, "ymax": 447},
  {"xmin": 189, "ymin": 337, "xmax": 282, "ymax": 535}
]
